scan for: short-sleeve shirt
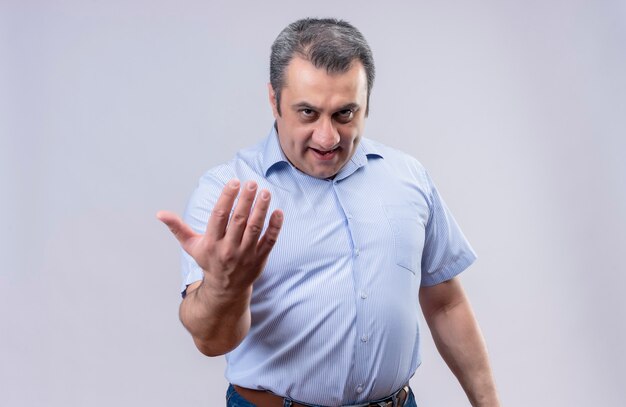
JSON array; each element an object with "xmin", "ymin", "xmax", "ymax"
[{"xmin": 181, "ymin": 126, "xmax": 476, "ymax": 406}]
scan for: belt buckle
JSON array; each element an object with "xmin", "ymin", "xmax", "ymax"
[
  {"xmin": 368, "ymin": 400, "xmax": 393, "ymax": 407},
  {"xmin": 359, "ymin": 384, "xmax": 409, "ymax": 407}
]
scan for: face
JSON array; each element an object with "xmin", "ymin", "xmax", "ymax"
[{"xmin": 269, "ymin": 57, "xmax": 368, "ymax": 179}]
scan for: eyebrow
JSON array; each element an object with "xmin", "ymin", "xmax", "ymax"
[{"xmin": 291, "ymin": 102, "xmax": 361, "ymax": 112}]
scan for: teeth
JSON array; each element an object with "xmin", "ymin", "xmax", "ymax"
[{"xmin": 315, "ymin": 148, "xmax": 334, "ymax": 155}]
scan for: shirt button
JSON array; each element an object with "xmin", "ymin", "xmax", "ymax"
[
  {"xmin": 356, "ymin": 385, "xmax": 363, "ymax": 393},
  {"xmin": 360, "ymin": 292, "xmax": 367, "ymax": 299},
  {"xmin": 361, "ymin": 335, "xmax": 368, "ymax": 342},
  {"xmin": 354, "ymin": 248, "xmax": 360, "ymax": 256}
]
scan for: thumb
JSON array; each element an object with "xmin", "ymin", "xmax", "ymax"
[{"xmin": 156, "ymin": 210, "xmax": 197, "ymax": 246}]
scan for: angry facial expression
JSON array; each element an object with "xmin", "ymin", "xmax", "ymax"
[{"xmin": 269, "ymin": 57, "xmax": 368, "ymax": 179}]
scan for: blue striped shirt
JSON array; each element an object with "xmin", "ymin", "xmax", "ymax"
[{"xmin": 181, "ymin": 126, "xmax": 476, "ymax": 405}]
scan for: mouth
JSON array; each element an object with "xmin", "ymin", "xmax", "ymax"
[{"xmin": 309, "ymin": 147, "xmax": 340, "ymax": 161}]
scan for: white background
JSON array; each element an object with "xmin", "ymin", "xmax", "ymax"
[{"xmin": 1, "ymin": 1, "xmax": 625, "ymax": 406}]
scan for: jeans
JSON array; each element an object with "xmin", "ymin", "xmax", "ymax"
[{"xmin": 226, "ymin": 384, "xmax": 418, "ymax": 407}]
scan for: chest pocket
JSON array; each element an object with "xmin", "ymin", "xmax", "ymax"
[{"xmin": 383, "ymin": 204, "xmax": 427, "ymax": 274}]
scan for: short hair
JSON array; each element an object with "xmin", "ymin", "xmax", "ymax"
[{"xmin": 270, "ymin": 18, "xmax": 375, "ymax": 115}]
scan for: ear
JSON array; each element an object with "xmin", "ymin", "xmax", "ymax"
[{"xmin": 268, "ymin": 82, "xmax": 279, "ymax": 119}]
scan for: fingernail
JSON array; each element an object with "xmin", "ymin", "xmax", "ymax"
[
  {"xmin": 247, "ymin": 181, "xmax": 257, "ymax": 190},
  {"xmin": 261, "ymin": 190, "xmax": 269, "ymax": 199},
  {"xmin": 228, "ymin": 179, "xmax": 240, "ymax": 188}
]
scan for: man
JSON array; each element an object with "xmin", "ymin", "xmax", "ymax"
[{"xmin": 158, "ymin": 18, "xmax": 500, "ymax": 407}]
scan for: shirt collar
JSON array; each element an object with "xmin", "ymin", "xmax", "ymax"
[
  {"xmin": 262, "ymin": 124, "xmax": 290, "ymax": 177},
  {"xmin": 262, "ymin": 123, "xmax": 384, "ymax": 179},
  {"xmin": 334, "ymin": 137, "xmax": 384, "ymax": 181}
]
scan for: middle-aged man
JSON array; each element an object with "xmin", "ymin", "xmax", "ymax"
[{"xmin": 158, "ymin": 17, "xmax": 500, "ymax": 407}]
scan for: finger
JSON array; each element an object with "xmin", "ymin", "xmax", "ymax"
[
  {"xmin": 256, "ymin": 209, "xmax": 283, "ymax": 260},
  {"xmin": 224, "ymin": 180, "xmax": 258, "ymax": 244},
  {"xmin": 240, "ymin": 188, "xmax": 271, "ymax": 249},
  {"xmin": 156, "ymin": 210, "xmax": 198, "ymax": 246},
  {"xmin": 205, "ymin": 179, "xmax": 240, "ymax": 240}
]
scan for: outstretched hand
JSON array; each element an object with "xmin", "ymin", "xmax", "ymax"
[{"xmin": 157, "ymin": 179, "xmax": 283, "ymax": 295}]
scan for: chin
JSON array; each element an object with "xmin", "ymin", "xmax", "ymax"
[
  {"xmin": 304, "ymin": 167, "xmax": 334, "ymax": 179},
  {"xmin": 301, "ymin": 158, "xmax": 345, "ymax": 179},
  {"xmin": 319, "ymin": 169, "xmax": 340, "ymax": 179}
]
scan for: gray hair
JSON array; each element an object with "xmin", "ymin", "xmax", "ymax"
[{"xmin": 270, "ymin": 18, "xmax": 375, "ymax": 115}]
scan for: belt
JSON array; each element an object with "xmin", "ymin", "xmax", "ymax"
[{"xmin": 233, "ymin": 384, "xmax": 410, "ymax": 407}]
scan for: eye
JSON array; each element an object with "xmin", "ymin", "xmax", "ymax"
[
  {"xmin": 299, "ymin": 108, "xmax": 318, "ymax": 121},
  {"xmin": 335, "ymin": 109, "xmax": 354, "ymax": 123}
]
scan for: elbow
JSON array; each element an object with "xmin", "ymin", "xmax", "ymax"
[
  {"xmin": 195, "ymin": 343, "xmax": 226, "ymax": 357},
  {"xmin": 193, "ymin": 337, "xmax": 239, "ymax": 357}
]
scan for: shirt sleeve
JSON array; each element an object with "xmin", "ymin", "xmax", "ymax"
[
  {"xmin": 179, "ymin": 172, "xmax": 225, "ymax": 294},
  {"xmin": 420, "ymin": 171, "xmax": 477, "ymax": 286}
]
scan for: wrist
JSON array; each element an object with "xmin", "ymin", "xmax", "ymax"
[
  {"xmin": 471, "ymin": 391, "xmax": 501, "ymax": 407},
  {"xmin": 196, "ymin": 276, "xmax": 252, "ymax": 308}
]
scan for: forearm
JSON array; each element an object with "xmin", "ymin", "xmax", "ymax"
[
  {"xmin": 179, "ymin": 281, "xmax": 252, "ymax": 356},
  {"xmin": 425, "ymin": 298, "xmax": 500, "ymax": 407},
  {"xmin": 159, "ymin": 180, "xmax": 282, "ymax": 356}
]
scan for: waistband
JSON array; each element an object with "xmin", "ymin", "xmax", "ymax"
[{"xmin": 232, "ymin": 384, "xmax": 411, "ymax": 407}]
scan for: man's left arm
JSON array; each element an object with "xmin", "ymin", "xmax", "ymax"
[{"xmin": 419, "ymin": 276, "xmax": 501, "ymax": 407}]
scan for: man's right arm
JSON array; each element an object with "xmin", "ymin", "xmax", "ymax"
[
  {"xmin": 157, "ymin": 178, "xmax": 283, "ymax": 356},
  {"xmin": 178, "ymin": 280, "xmax": 252, "ymax": 356}
]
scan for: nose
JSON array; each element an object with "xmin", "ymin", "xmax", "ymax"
[{"xmin": 312, "ymin": 118, "xmax": 340, "ymax": 150}]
